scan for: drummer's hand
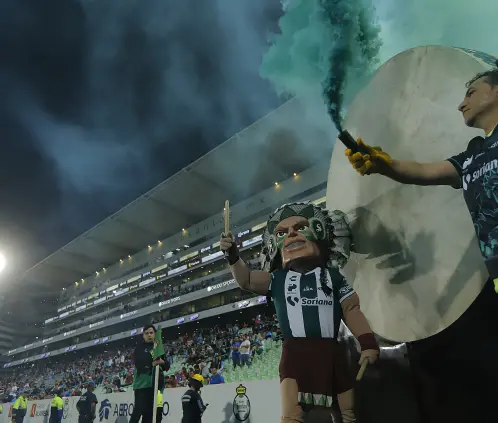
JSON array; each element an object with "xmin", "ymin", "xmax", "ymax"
[
  {"xmin": 345, "ymin": 138, "xmax": 392, "ymax": 176},
  {"xmin": 358, "ymin": 349, "xmax": 379, "ymax": 366},
  {"xmin": 153, "ymin": 358, "xmax": 165, "ymax": 366}
]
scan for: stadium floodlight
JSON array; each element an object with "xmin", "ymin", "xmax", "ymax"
[{"xmin": 0, "ymin": 253, "xmax": 5, "ymax": 273}]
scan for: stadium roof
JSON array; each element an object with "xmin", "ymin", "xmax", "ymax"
[{"xmin": 17, "ymin": 98, "xmax": 335, "ymax": 290}]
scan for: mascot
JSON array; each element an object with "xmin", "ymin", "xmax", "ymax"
[{"xmin": 220, "ymin": 202, "xmax": 378, "ymax": 423}]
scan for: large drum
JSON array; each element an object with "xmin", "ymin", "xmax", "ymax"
[{"xmin": 327, "ymin": 46, "xmax": 497, "ymax": 342}]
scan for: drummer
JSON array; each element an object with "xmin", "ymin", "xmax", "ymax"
[{"xmin": 345, "ymin": 67, "xmax": 498, "ymax": 300}]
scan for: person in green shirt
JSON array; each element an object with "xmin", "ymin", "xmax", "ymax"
[{"xmin": 129, "ymin": 325, "xmax": 168, "ymax": 423}]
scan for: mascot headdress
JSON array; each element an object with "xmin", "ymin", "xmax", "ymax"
[{"xmin": 260, "ymin": 201, "xmax": 353, "ymax": 273}]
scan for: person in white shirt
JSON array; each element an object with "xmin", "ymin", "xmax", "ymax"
[
  {"xmin": 239, "ymin": 335, "xmax": 251, "ymax": 366},
  {"xmin": 200, "ymin": 363, "xmax": 210, "ymax": 379}
]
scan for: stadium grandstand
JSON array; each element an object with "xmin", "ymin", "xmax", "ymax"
[{"xmin": 0, "ymin": 97, "xmax": 335, "ymax": 401}]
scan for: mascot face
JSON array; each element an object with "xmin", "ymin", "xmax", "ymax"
[
  {"xmin": 261, "ymin": 202, "xmax": 352, "ymax": 272},
  {"xmin": 274, "ymin": 216, "xmax": 320, "ymax": 268}
]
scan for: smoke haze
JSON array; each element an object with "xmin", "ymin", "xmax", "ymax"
[
  {"xmin": 0, "ymin": 0, "xmax": 282, "ymax": 263},
  {"xmin": 260, "ymin": 0, "xmax": 498, "ymax": 131}
]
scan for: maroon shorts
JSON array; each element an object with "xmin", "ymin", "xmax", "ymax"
[{"xmin": 279, "ymin": 338, "xmax": 354, "ymax": 407}]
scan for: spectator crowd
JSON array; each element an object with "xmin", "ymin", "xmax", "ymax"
[{"xmin": 0, "ymin": 311, "xmax": 280, "ymax": 403}]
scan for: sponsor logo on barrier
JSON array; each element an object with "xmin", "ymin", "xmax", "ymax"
[
  {"xmin": 99, "ymin": 399, "xmax": 111, "ymax": 421},
  {"xmin": 207, "ymin": 279, "xmax": 235, "ymax": 292},
  {"xmin": 237, "ymin": 301, "xmax": 250, "ymax": 309},
  {"xmin": 63, "ymin": 398, "xmax": 71, "ymax": 419},
  {"xmin": 160, "ymin": 402, "xmax": 170, "ymax": 416},
  {"xmin": 233, "ymin": 384, "xmax": 251, "ymax": 421},
  {"xmin": 158, "ymin": 296, "xmax": 181, "ymax": 308},
  {"xmin": 120, "ymin": 311, "xmax": 137, "ymax": 319},
  {"xmin": 98, "ymin": 399, "xmax": 169, "ymax": 422},
  {"xmin": 89, "ymin": 321, "xmax": 104, "ymax": 329},
  {"xmin": 31, "ymin": 404, "xmax": 49, "ymax": 417}
]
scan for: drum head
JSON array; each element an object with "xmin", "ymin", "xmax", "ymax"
[{"xmin": 327, "ymin": 46, "xmax": 496, "ymax": 342}]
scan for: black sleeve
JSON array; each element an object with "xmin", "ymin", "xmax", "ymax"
[
  {"xmin": 330, "ymin": 268, "xmax": 355, "ymax": 303},
  {"xmin": 193, "ymin": 391, "xmax": 206, "ymax": 414},
  {"xmin": 446, "ymin": 136, "xmax": 483, "ymax": 186},
  {"xmin": 133, "ymin": 345, "xmax": 152, "ymax": 374},
  {"xmin": 91, "ymin": 393, "xmax": 98, "ymax": 404}
]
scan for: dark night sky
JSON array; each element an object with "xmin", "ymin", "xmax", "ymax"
[{"xmin": 0, "ymin": 0, "xmax": 282, "ymax": 284}]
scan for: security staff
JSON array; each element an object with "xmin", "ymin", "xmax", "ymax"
[
  {"xmin": 12, "ymin": 392, "xmax": 28, "ymax": 423},
  {"xmin": 50, "ymin": 390, "xmax": 64, "ymax": 423},
  {"xmin": 181, "ymin": 374, "xmax": 208, "ymax": 423},
  {"xmin": 76, "ymin": 382, "xmax": 98, "ymax": 423},
  {"xmin": 129, "ymin": 325, "xmax": 168, "ymax": 423},
  {"xmin": 156, "ymin": 390, "xmax": 163, "ymax": 423}
]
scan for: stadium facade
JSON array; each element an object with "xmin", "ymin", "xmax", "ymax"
[
  {"xmin": 2, "ymin": 97, "xmax": 336, "ymax": 368},
  {"xmin": 0, "ymin": 318, "xmax": 16, "ymax": 357}
]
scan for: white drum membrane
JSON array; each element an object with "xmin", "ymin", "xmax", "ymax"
[{"xmin": 326, "ymin": 46, "xmax": 497, "ymax": 342}]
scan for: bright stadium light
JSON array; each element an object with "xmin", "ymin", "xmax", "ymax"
[{"xmin": 0, "ymin": 253, "xmax": 5, "ymax": 273}]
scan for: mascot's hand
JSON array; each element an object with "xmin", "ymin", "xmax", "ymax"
[
  {"xmin": 220, "ymin": 232, "xmax": 235, "ymax": 252},
  {"xmin": 220, "ymin": 232, "xmax": 239, "ymax": 265},
  {"xmin": 345, "ymin": 138, "xmax": 392, "ymax": 176},
  {"xmin": 358, "ymin": 349, "xmax": 379, "ymax": 366}
]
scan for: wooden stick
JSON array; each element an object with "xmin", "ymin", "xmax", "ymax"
[
  {"xmin": 224, "ymin": 200, "xmax": 230, "ymax": 235},
  {"xmin": 356, "ymin": 360, "xmax": 368, "ymax": 381},
  {"xmin": 152, "ymin": 362, "xmax": 160, "ymax": 423}
]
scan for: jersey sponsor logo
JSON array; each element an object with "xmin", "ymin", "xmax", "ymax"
[
  {"xmin": 462, "ymin": 155, "xmax": 473, "ymax": 170},
  {"xmin": 287, "ymin": 283, "xmax": 297, "ymax": 292},
  {"xmin": 463, "ymin": 159, "xmax": 498, "ymax": 190},
  {"xmin": 301, "ymin": 298, "xmax": 334, "ymax": 306},
  {"xmin": 303, "ymin": 286, "xmax": 313, "ymax": 292},
  {"xmin": 286, "ymin": 296, "xmax": 299, "ymax": 307}
]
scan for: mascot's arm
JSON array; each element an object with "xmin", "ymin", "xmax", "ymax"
[
  {"xmin": 230, "ymin": 259, "xmax": 271, "ymax": 295},
  {"xmin": 220, "ymin": 231, "xmax": 271, "ymax": 295},
  {"xmin": 341, "ymin": 293, "xmax": 379, "ymax": 352}
]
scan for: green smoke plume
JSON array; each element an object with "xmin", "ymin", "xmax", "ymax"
[{"xmin": 260, "ymin": 0, "xmax": 382, "ymax": 130}]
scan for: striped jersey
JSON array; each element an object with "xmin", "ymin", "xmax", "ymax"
[{"xmin": 269, "ymin": 267, "xmax": 355, "ymax": 339}]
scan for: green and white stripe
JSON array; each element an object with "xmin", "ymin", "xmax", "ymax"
[{"xmin": 271, "ymin": 267, "xmax": 353, "ymax": 339}]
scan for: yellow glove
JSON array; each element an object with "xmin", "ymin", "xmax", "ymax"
[{"xmin": 344, "ymin": 138, "xmax": 393, "ymax": 176}]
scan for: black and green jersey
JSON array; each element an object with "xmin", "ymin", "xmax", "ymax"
[{"xmin": 269, "ymin": 267, "xmax": 355, "ymax": 339}]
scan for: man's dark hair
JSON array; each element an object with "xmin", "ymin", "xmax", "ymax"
[
  {"xmin": 143, "ymin": 324, "xmax": 156, "ymax": 333},
  {"xmin": 466, "ymin": 66, "xmax": 498, "ymax": 88}
]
